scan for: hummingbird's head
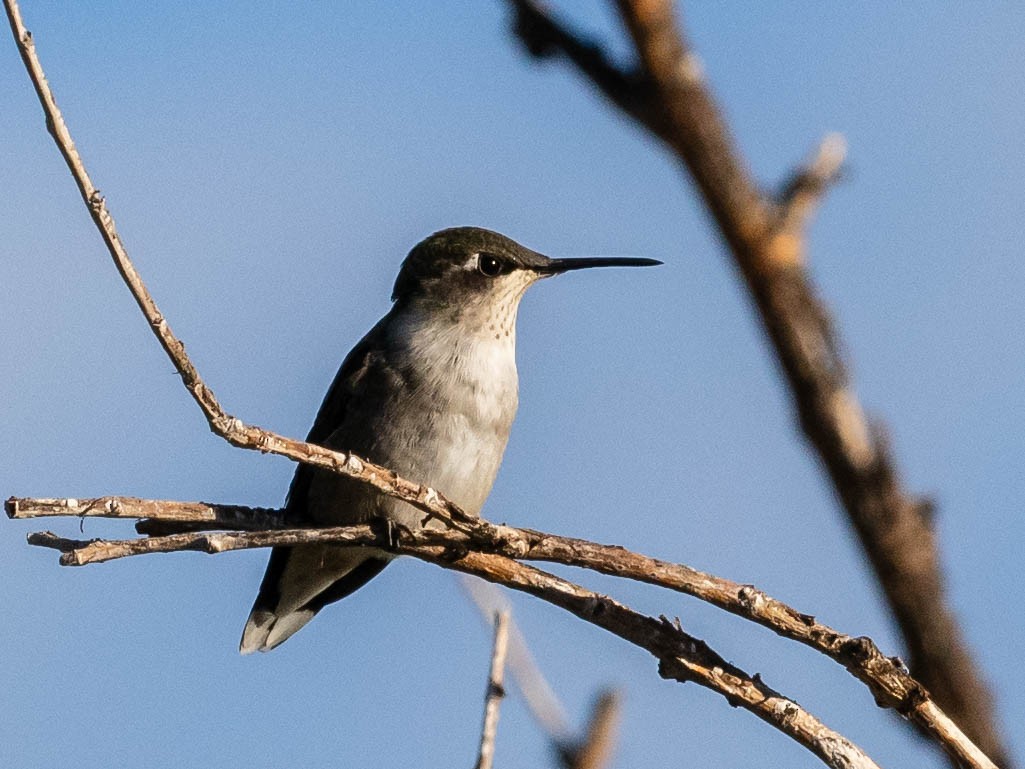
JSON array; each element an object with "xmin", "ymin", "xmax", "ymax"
[{"xmin": 392, "ymin": 227, "xmax": 660, "ymax": 327}]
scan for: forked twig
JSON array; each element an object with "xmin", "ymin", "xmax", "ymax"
[{"xmin": 460, "ymin": 577, "xmax": 574, "ymax": 742}]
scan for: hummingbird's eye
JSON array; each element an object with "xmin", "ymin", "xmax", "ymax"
[{"xmin": 477, "ymin": 253, "xmax": 504, "ymax": 277}]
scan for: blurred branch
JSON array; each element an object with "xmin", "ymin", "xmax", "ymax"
[
  {"xmin": 508, "ymin": 0, "xmax": 670, "ymax": 139},
  {"xmin": 461, "ymin": 578, "xmax": 619, "ymax": 769},
  {"xmin": 776, "ymin": 133, "xmax": 847, "ymax": 239},
  {"xmin": 557, "ymin": 690, "xmax": 621, "ymax": 769},
  {"xmin": 461, "ymin": 577, "xmax": 574, "ymax": 741},
  {"xmin": 9, "ymin": 495, "xmax": 996, "ymax": 769},
  {"xmin": 506, "ymin": 1, "xmax": 1009, "ymax": 765},
  {"xmin": 474, "ymin": 611, "xmax": 511, "ymax": 769}
]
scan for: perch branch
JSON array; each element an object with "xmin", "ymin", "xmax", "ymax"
[
  {"xmin": 461, "ymin": 558, "xmax": 879, "ymax": 769},
  {"xmin": 507, "ymin": 0, "xmax": 1007, "ymax": 764},
  {"xmin": 474, "ymin": 611, "xmax": 511, "ymax": 769},
  {"xmin": 9, "ymin": 495, "xmax": 996, "ymax": 769},
  {"xmin": 22, "ymin": 521, "xmax": 880, "ymax": 769}
]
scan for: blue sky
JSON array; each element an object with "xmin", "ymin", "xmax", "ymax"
[{"xmin": 2, "ymin": 2, "xmax": 1023, "ymax": 767}]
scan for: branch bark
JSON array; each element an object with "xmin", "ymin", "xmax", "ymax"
[
  {"xmin": 18, "ymin": 512, "xmax": 881, "ymax": 769},
  {"xmin": 506, "ymin": 1, "xmax": 1008, "ymax": 765},
  {"xmin": 8, "ymin": 495, "xmax": 997, "ymax": 769}
]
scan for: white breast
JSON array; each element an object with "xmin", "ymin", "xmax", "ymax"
[
  {"xmin": 397, "ymin": 308, "xmax": 519, "ymax": 428},
  {"xmin": 386, "ymin": 308, "xmax": 520, "ymax": 516}
]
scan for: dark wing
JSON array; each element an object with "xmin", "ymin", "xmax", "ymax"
[
  {"xmin": 240, "ymin": 315, "xmax": 393, "ymax": 653},
  {"xmin": 282, "ymin": 313, "xmax": 393, "ymax": 521}
]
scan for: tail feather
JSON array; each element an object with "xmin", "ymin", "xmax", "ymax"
[
  {"xmin": 241, "ymin": 605, "xmax": 316, "ymax": 654},
  {"xmin": 240, "ymin": 545, "xmax": 389, "ymax": 654}
]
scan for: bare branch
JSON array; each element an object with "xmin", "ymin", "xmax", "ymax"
[
  {"xmin": 15, "ymin": 495, "xmax": 996, "ymax": 769},
  {"xmin": 474, "ymin": 611, "xmax": 511, "ymax": 769},
  {"xmin": 439, "ymin": 555, "xmax": 883, "ymax": 769},
  {"xmin": 503, "ymin": 0, "xmax": 1009, "ymax": 763},
  {"xmin": 27, "ymin": 527, "xmax": 362, "ymax": 565},
  {"xmin": 23, "ymin": 517, "xmax": 881, "ymax": 767},
  {"xmin": 6, "ymin": 496, "xmax": 286, "ymax": 528}
]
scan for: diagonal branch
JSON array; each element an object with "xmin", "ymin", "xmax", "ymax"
[
  {"xmin": 451, "ymin": 555, "xmax": 881, "ymax": 769},
  {"xmin": 8, "ymin": 495, "xmax": 996, "ymax": 769},
  {"xmin": 506, "ymin": 1, "xmax": 1008, "ymax": 764},
  {"xmin": 1, "ymin": 0, "xmax": 504, "ymax": 549}
]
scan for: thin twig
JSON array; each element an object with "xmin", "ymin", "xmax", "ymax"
[
  {"xmin": 776, "ymin": 133, "xmax": 847, "ymax": 240},
  {"xmin": 474, "ymin": 611, "xmax": 511, "ymax": 769},
  {"xmin": 5, "ymin": 496, "xmax": 287, "ymax": 528},
  {"xmin": 11, "ymin": 495, "xmax": 995, "ymax": 769},
  {"xmin": 507, "ymin": 1, "xmax": 1007, "ymax": 765},
  {"xmin": 461, "ymin": 576, "xmax": 574, "ymax": 744}
]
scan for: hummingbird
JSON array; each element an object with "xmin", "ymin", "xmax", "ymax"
[{"xmin": 240, "ymin": 227, "xmax": 660, "ymax": 653}]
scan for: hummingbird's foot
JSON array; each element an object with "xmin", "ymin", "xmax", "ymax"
[
  {"xmin": 439, "ymin": 541, "xmax": 470, "ymax": 562},
  {"xmin": 370, "ymin": 517, "xmax": 413, "ymax": 551}
]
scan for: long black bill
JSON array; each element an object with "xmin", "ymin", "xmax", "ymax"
[{"xmin": 538, "ymin": 256, "xmax": 663, "ymax": 275}]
